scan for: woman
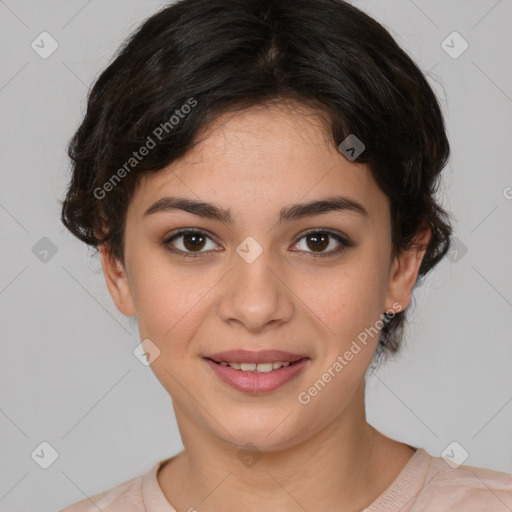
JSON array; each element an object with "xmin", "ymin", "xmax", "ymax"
[{"xmin": 60, "ymin": 0, "xmax": 512, "ymax": 510}]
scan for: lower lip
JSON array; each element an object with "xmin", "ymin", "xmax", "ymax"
[{"xmin": 204, "ymin": 358, "xmax": 310, "ymax": 394}]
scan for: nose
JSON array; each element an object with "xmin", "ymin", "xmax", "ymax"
[{"xmin": 216, "ymin": 246, "xmax": 294, "ymax": 333}]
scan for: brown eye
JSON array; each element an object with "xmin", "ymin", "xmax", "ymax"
[
  {"xmin": 305, "ymin": 232, "xmax": 329, "ymax": 252},
  {"xmin": 182, "ymin": 232, "xmax": 207, "ymax": 251},
  {"xmin": 293, "ymin": 230, "xmax": 351, "ymax": 257},
  {"xmin": 164, "ymin": 229, "xmax": 218, "ymax": 257}
]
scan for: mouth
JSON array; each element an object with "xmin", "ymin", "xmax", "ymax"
[
  {"xmin": 203, "ymin": 349, "xmax": 309, "ymax": 372},
  {"xmin": 204, "ymin": 357, "xmax": 308, "ymax": 373},
  {"xmin": 202, "ymin": 350, "xmax": 310, "ymax": 394}
]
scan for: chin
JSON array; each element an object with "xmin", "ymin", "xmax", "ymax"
[{"xmin": 209, "ymin": 408, "xmax": 310, "ymax": 453}]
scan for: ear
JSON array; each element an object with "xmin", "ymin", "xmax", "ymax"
[
  {"xmin": 384, "ymin": 223, "xmax": 431, "ymax": 313},
  {"xmin": 98, "ymin": 243, "xmax": 136, "ymax": 317}
]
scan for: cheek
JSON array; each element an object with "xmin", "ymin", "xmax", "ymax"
[
  {"xmin": 134, "ymin": 272, "xmax": 205, "ymax": 337},
  {"xmin": 292, "ymin": 265, "xmax": 388, "ymax": 420},
  {"xmin": 131, "ymin": 266, "xmax": 212, "ymax": 392},
  {"xmin": 299, "ymin": 261, "xmax": 389, "ymax": 348}
]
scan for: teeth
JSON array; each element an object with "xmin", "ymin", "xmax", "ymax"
[
  {"xmin": 253, "ymin": 363, "xmax": 273, "ymax": 373},
  {"xmin": 219, "ymin": 361, "xmax": 293, "ymax": 372}
]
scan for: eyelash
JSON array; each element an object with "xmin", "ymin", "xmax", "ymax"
[{"xmin": 162, "ymin": 228, "xmax": 352, "ymax": 259}]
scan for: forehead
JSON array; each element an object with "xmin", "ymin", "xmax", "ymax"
[{"xmin": 129, "ymin": 103, "xmax": 387, "ymax": 220}]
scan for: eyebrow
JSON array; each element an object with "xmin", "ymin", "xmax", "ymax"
[{"xmin": 143, "ymin": 195, "xmax": 368, "ymax": 224}]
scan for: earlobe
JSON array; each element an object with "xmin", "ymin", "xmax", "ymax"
[
  {"xmin": 98, "ymin": 244, "xmax": 136, "ymax": 317},
  {"xmin": 384, "ymin": 224, "xmax": 431, "ymax": 313}
]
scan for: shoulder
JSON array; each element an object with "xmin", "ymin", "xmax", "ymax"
[
  {"xmin": 59, "ymin": 470, "xmax": 148, "ymax": 512},
  {"xmin": 416, "ymin": 454, "xmax": 512, "ymax": 510}
]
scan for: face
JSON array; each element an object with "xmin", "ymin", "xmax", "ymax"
[{"xmin": 100, "ymin": 102, "xmax": 428, "ymax": 453}]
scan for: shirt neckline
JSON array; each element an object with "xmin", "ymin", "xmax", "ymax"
[
  {"xmin": 142, "ymin": 446, "xmax": 431, "ymax": 512},
  {"xmin": 142, "ymin": 455, "xmax": 179, "ymax": 512},
  {"xmin": 363, "ymin": 446, "xmax": 431, "ymax": 511}
]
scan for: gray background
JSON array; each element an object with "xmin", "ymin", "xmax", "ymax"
[{"xmin": 0, "ymin": 1, "xmax": 511, "ymax": 511}]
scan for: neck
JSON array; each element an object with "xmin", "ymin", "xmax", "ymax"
[{"xmin": 158, "ymin": 384, "xmax": 412, "ymax": 512}]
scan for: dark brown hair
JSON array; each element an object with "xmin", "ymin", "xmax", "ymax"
[{"xmin": 61, "ymin": 0, "xmax": 452, "ymax": 364}]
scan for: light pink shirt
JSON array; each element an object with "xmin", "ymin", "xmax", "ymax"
[{"xmin": 60, "ymin": 447, "xmax": 512, "ymax": 511}]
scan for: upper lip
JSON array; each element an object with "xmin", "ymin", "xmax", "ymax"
[{"xmin": 203, "ymin": 349, "xmax": 309, "ymax": 364}]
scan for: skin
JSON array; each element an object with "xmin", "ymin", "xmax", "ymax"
[{"xmin": 98, "ymin": 101, "xmax": 430, "ymax": 512}]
